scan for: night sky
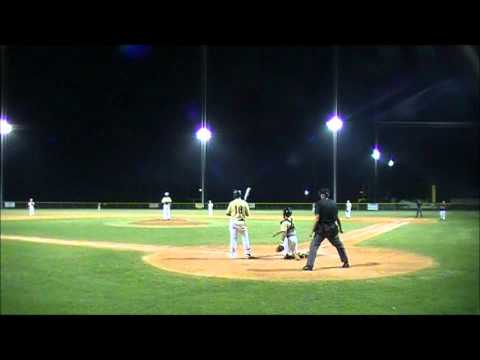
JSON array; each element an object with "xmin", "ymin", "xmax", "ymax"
[{"xmin": 1, "ymin": 45, "xmax": 478, "ymax": 203}]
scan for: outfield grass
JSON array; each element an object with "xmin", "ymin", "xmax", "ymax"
[{"xmin": 1, "ymin": 210, "xmax": 478, "ymax": 314}]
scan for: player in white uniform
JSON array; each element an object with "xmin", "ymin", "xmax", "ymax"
[
  {"xmin": 207, "ymin": 200, "xmax": 214, "ymax": 216},
  {"xmin": 161, "ymin": 192, "xmax": 172, "ymax": 220},
  {"xmin": 226, "ymin": 189, "xmax": 253, "ymax": 259},
  {"xmin": 28, "ymin": 198, "xmax": 35, "ymax": 216},
  {"xmin": 439, "ymin": 201, "xmax": 447, "ymax": 221},
  {"xmin": 345, "ymin": 200, "xmax": 352, "ymax": 218}
]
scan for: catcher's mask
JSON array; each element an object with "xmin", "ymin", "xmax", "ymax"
[{"xmin": 283, "ymin": 207, "xmax": 293, "ymax": 218}]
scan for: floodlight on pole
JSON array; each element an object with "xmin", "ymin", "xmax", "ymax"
[
  {"xmin": 0, "ymin": 119, "xmax": 12, "ymax": 135},
  {"xmin": 371, "ymin": 146, "xmax": 381, "ymax": 203},
  {"xmin": 196, "ymin": 127, "xmax": 212, "ymax": 208},
  {"xmin": 196, "ymin": 127, "xmax": 212, "ymax": 143},
  {"xmin": 304, "ymin": 190, "xmax": 309, "ymax": 196},
  {"xmin": 326, "ymin": 115, "xmax": 343, "ymax": 203},
  {"xmin": 388, "ymin": 159, "xmax": 394, "ymax": 167},
  {"xmin": 326, "ymin": 115, "xmax": 343, "ymax": 133},
  {"xmin": 1, "ymin": 118, "xmax": 13, "ymax": 210}
]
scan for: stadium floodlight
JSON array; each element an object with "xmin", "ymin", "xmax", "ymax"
[
  {"xmin": 326, "ymin": 115, "xmax": 343, "ymax": 133},
  {"xmin": 0, "ymin": 119, "xmax": 12, "ymax": 135},
  {"xmin": 196, "ymin": 127, "xmax": 212, "ymax": 143},
  {"xmin": 304, "ymin": 190, "xmax": 309, "ymax": 196},
  {"xmin": 325, "ymin": 115, "xmax": 343, "ymax": 203},
  {"xmin": 371, "ymin": 147, "xmax": 381, "ymax": 203},
  {"xmin": 371, "ymin": 148, "xmax": 381, "ymax": 161},
  {"xmin": 1, "ymin": 118, "xmax": 13, "ymax": 210},
  {"xmin": 196, "ymin": 127, "xmax": 212, "ymax": 208},
  {"xmin": 388, "ymin": 159, "xmax": 394, "ymax": 167}
]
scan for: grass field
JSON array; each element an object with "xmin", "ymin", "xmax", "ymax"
[{"xmin": 1, "ymin": 209, "xmax": 479, "ymax": 314}]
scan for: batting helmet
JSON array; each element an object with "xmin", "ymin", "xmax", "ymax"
[
  {"xmin": 283, "ymin": 207, "xmax": 293, "ymax": 217},
  {"xmin": 233, "ymin": 189, "xmax": 242, "ymax": 199}
]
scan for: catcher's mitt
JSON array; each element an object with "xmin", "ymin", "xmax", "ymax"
[{"xmin": 276, "ymin": 244, "xmax": 284, "ymax": 252}]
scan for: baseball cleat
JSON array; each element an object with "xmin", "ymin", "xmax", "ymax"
[
  {"xmin": 246, "ymin": 254, "xmax": 256, "ymax": 259},
  {"xmin": 284, "ymin": 254, "xmax": 294, "ymax": 260},
  {"xmin": 342, "ymin": 262, "xmax": 350, "ymax": 268},
  {"xmin": 303, "ymin": 265, "xmax": 313, "ymax": 271},
  {"xmin": 294, "ymin": 253, "xmax": 301, "ymax": 261}
]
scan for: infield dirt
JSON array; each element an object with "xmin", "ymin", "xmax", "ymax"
[{"xmin": 1, "ymin": 218, "xmax": 435, "ymax": 281}]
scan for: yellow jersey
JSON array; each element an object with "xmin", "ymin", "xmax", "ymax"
[{"xmin": 226, "ymin": 198, "xmax": 250, "ymax": 221}]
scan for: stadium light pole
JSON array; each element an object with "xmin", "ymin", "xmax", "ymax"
[
  {"xmin": 326, "ymin": 115, "xmax": 343, "ymax": 203},
  {"xmin": 371, "ymin": 147, "xmax": 381, "ymax": 202},
  {"xmin": 0, "ymin": 118, "xmax": 13, "ymax": 210},
  {"xmin": 196, "ymin": 127, "xmax": 211, "ymax": 207}
]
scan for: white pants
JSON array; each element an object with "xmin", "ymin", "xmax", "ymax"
[
  {"xmin": 283, "ymin": 235, "xmax": 298, "ymax": 256},
  {"xmin": 229, "ymin": 219, "xmax": 251, "ymax": 257},
  {"xmin": 440, "ymin": 210, "xmax": 446, "ymax": 220},
  {"xmin": 29, "ymin": 206, "xmax": 35, "ymax": 216},
  {"xmin": 345, "ymin": 209, "xmax": 351, "ymax": 218},
  {"xmin": 163, "ymin": 204, "xmax": 171, "ymax": 220},
  {"xmin": 208, "ymin": 207, "xmax": 213, "ymax": 216}
]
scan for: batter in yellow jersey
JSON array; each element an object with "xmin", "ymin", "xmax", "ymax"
[
  {"xmin": 226, "ymin": 190, "xmax": 253, "ymax": 258},
  {"xmin": 226, "ymin": 198, "xmax": 250, "ymax": 220}
]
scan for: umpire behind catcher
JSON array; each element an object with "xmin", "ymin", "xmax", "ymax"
[{"xmin": 303, "ymin": 188, "xmax": 350, "ymax": 271}]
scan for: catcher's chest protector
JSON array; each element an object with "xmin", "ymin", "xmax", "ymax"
[{"xmin": 280, "ymin": 219, "xmax": 296, "ymax": 236}]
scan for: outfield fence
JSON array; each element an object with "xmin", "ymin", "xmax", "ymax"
[{"xmin": 3, "ymin": 201, "xmax": 479, "ymax": 211}]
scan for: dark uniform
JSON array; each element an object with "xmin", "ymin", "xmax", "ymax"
[
  {"xmin": 415, "ymin": 199, "xmax": 423, "ymax": 218},
  {"xmin": 305, "ymin": 197, "xmax": 349, "ymax": 269}
]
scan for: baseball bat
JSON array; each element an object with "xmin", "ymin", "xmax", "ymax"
[{"xmin": 244, "ymin": 187, "xmax": 251, "ymax": 201}]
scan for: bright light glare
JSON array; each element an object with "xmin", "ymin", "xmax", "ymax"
[
  {"xmin": 388, "ymin": 160, "xmax": 394, "ymax": 167},
  {"xmin": 304, "ymin": 190, "xmax": 309, "ymax": 196},
  {"xmin": 371, "ymin": 148, "xmax": 381, "ymax": 161},
  {"xmin": 0, "ymin": 119, "xmax": 13, "ymax": 135},
  {"xmin": 196, "ymin": 127, "xmax": 212, "ymax": 142},
  {"xmin": 326, "ymin": 115, "xmax": 343, "ymax": 133}
]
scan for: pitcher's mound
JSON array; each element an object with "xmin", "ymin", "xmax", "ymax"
[{"xmin": 133, "ymin": 218, "xmax": 207, "ymax": 227}]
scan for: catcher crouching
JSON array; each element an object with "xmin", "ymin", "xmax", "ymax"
[{"xmin": 273, "ymin": 208, "xmax": 308, "ymax": 260}]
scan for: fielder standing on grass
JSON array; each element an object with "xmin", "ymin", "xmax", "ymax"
[
  {"xmin": 28, "ymin": 198, "xmax": 35, "ymax": 216},
  {"xmin": 439, "ymin": 200, "xmax": 447, "ymax": 221},
  {"xmin": 303, "ymin": 188, "xmax": 350, "ymax": 271},
  {"xmin": 208, "ymin": 200, "xmax": 214, "ymax": 216},
  {"xmin": 345, "ymin": 200, "xmax": 352, "ymax": 218},
  {"xmin": 161, "ymin": 192, "xmax": 172, "ymax": 220},
  {"xmin": 415, "ymin": 199, "xmax": 423, "ymax": 218},
  {"xmin": 226, "ymin": 189, "xmax": 254, "ymax": 259}
]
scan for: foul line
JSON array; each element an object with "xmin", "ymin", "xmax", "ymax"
[{"xmin": 0, "ymin": 220, "xmax": 410, "ymax": 254}]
